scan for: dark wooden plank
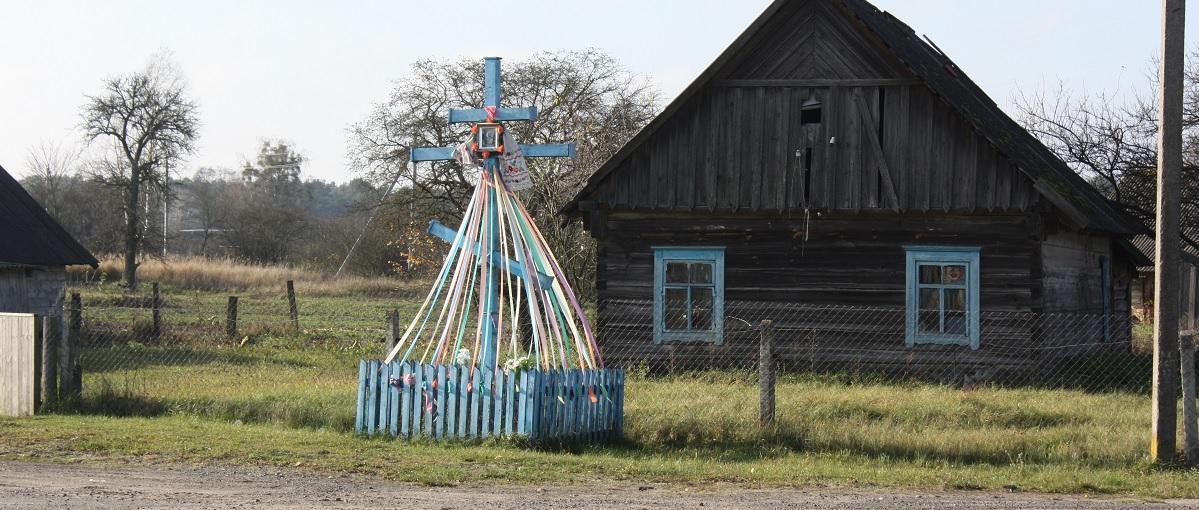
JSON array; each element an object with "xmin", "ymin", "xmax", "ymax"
[
  {"xmin": 822, "ymin": 85, "xmax": 840, "ymax": 210},
  {"xmin": 720, "ymin": 87, "xmax": 741, "ymax": 211},
  {"xmin": 957, "ymin": 126, "xmax": 979, "ymax": 211},
  {"xmin": 854, "ymin": 89, "xmax": 900, "ymax": 211},
  {"xmin": 843, "ymin": 87, "xmax": 862, "ymax": 212},
  {"xmin": 701, "ymin": 90, "xmax": 718, "ymax": 211}
]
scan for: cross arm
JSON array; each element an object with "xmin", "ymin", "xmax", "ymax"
[
  {"xmin": 448, "ymin": 107, "xmax": 538, "ymax": 124},
  {"xmin": 410, "ymin": 143, "xmax": 576, "ymax": 162},
  {"xmin": 427, "ymin": 219, "xmax": 555, "ymax": 288}
]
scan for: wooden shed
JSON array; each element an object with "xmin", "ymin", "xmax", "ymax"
[
  {"xmin": 562, "ymin": 0, "xmax": 1149, "ymax": 377},
  {"xmin": 0, "ymin": 164, "xmax": 97, "ymax": 317}
]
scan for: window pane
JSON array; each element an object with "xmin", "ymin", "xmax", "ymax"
[
  {"xmin": 689, "ymin": 262, "xmax": 713, "ymax": 284},
  {"xmin": 945, "ymin": 289, "xmax": 966, "ymax": 311},
  {"xmin": 918, "ymin": 265, "xmax": 941, "ymax": 284},
  {"xmin": 943, "ymin": 265, "xmax": 967, "ymax": 285},
  {"xmin": 666, "ymin": 263, "xmax": 689, "ymax": 284},
  {"xmin": 664, "ymin": 288, "xmax": 688, "ymax": 331},
  {"xmin": 945, "ymin": 310, "xmax": 967, "ymax": 335},
  {"xmin": 918, "ymin": 288, "xmax": 940, "ymax": 333},
  {"xmin": 691, "ymin": 288, "xmax": 714, "ymax": 331}
]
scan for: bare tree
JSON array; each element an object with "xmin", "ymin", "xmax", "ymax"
[
  {"xmin": 348, "ymin": 50, "xmax": 659, "ymax": 294},
  {"xmin": 23, "ymin": 140, "xmax": 83, "ymax": 218},
  {"xmin": 81, "ymin": 57, "xmax": 200, "ymax": 289},
  {"xmin": 1016, "ymin": 50, "xmax": 1199, "ymax": 251}
]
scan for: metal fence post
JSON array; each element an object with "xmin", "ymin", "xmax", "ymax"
[
  {"xmin": 759, "ymin": 319, "xmax": 775, "ymax": 427},
  {"xmin": 226, "ymin": 296, "xmax": 239, "ymax": 339},
  {"xmin": 287, "ymin": 280, "xmax": 299, "ymax": 330},
  {"xmin": 151, "ymin": 282, "xmax": 161, "ymax": 339}
]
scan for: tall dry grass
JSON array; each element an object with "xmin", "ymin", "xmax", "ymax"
[{"xmin": 70, "ymin": 255, "xmax": 423, "ymax": 296}]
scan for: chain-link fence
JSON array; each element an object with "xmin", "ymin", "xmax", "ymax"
[
  {"xmin": 598, "ymin": 299, "xmax": 1155, "ymax": 392},
  {"xmin": 72, "ymin": 285, "xmax": 1163, "ymax": 403}
]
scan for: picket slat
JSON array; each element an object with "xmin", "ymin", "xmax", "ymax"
[
  {"xmin": 492, "ymin": 370, "xmax": 505, "ymax": 437},
  {"xmin": 435, "ymin": 365, "xmax": 446, "ymax": 440},
  {"xmin": 422, "ymin": 365, "xmax": 435, "ymax": 437},
  {"xmin": 377, "ymin": 361, "xmax": 391, "ymax": 433},
  {"xmin": 455, "ymin": 367, "xmax": 465, "ymax": 434},
  {"xmin": 446, "ymin": 365, "xmax": 458, "ymax": 440},
  {"xmin": 355, "ymin": 360, "xmax": 367, "ymax": 433},
  {"xmin": 468, "ymin": 370, "xmax": 480, "ymax": 438},
  {"xmin": 504, "ymin": 369, "xmax": 516, "ymax": 437},
  {"xmin": 517, "ymin": 371, "xmax": 529, "ymax": 435},
  {"xmin": 366, "ymin": 360, "xmax": 380, "ymax": 436}
]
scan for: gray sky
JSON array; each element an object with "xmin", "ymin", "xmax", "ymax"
[{"xmin": 2, "ymin": 1, "xmax": 1197, "ymax": 183}]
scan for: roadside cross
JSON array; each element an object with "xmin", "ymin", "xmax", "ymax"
[{"xmin": 410, "ymin": 57, "xmax": 575, "ymax": 370}]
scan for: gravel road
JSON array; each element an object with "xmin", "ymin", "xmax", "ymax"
[{"xmin": 0, "ymin": 461, "xmax": 1194, "ymax": 509}]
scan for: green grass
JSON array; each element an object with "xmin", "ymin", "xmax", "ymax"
[{"xmin": 8, "ymin": 284, "xmax": 1194, "ymax": 498}]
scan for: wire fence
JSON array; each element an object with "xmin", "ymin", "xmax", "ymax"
[
  {"xmin": 68, "ymin": 283, "xmax": 1168, "ymax": 405},
  {"xmin": 598, "ymin": 299, "xmax": 1156, "ymax": 392}
]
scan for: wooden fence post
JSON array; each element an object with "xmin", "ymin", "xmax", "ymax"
[
  {"xmin": 226, "ymin": 296, "xmax": 239, "ymax": 339},
  {"xmin": 386, "ymin": 308, "xmax": 400, "ymax": 352},
  {"xmin": 287, "ymin": 280, "xmax": 299, "ymax": 330},
  {"xmin": 151, "ymin": 282, "xmax": 161, "ymax": 339},
  {"xmin": 40, "ymin": 314, "xmax": 59, "ymax": 409},
  {"xmin": 759, "ymin": 319, "xmax": 775, "ymax": 427},
  {"xmin": 1183, "ymin": 334, "xmax": 1197, "ymax": 466}
]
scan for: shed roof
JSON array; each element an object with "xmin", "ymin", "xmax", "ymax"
[
  {"xmin": 0, "ymin": 164, "xmax": 98, "ymax": 267},
  {"xmin": 563, "ymin": 0, "xmax": 1147, "ymax": 237}
]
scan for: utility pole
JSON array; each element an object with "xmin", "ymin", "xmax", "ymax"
[{"xmin": 1152, "ymin": 0, "xmax": 1185, "ymax": 465}]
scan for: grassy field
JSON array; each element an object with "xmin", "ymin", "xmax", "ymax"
[{"xmin": 2, "ymin": 266, "xmax": 1196, "ymax": 498}]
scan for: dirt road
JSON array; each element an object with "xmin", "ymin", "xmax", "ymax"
[{"xmin": 0, "ymin": 460, "xmax": 1194, "ymax": 509}]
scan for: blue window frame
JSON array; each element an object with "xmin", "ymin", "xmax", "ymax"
[
  {"xmin": 904, "ymin": 246, "xmax": 980, "ymax": 349},
  {"xmin": 653, "ymin": 247, "xmax": 725, "ymax": 344}
]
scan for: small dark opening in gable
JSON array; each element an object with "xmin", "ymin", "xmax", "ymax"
[{"xmin": 801, "ymin": 97, "xmax": 822, "ymax": 125}]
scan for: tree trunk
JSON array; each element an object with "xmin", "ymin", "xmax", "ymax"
[{"xmin": 123, "ymin": 164, "xmax": 143, "ymax": 290}]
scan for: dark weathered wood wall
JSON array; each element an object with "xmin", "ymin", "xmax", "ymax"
[
  {"xmin": 596, "ymin": 212, "xmax": 1041, "ymax": 311},
  {"xmin": 594, "ymin": 212, "xmax": 1050, "ymax": 374},
  {"xmin": 586, "ymin": 0, "xmax": 1037, "ymax": 216}
]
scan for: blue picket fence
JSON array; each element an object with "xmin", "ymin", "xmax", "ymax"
[{"xmin": 355, "ymin": 360, "xmax": 624, "ymax": 443}]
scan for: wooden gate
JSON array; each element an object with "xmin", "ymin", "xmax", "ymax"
[{"xmin": 0, "ymin": 313, "xmax": 39, "ymax": 417}]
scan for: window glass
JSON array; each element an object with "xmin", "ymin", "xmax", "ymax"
[
  {"xmin": 664, "ymin": 288, "xmax": 688, "ymax": 331},
  {"xmin": 919, "ymin": 265, "xmax": 940, "ymax": 284},
  {"xmin": 691, "ymin": 288, "xmax": 714, "ymax": 331},
  {"xmin": 943, "ymin": 265, "xmax": 967, "ymax": 285},
  {"xmin": 690, "ymin": 263, "xmax": 713, "ymax": 284},
  {"xmin": 666, "ymin": 263, "xmax": 689, "ymax": 284}
]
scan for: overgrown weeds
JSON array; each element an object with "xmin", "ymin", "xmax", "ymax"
[{"xmin": 69, "ymin": 255, "xmax": 426, "ymax": 296}]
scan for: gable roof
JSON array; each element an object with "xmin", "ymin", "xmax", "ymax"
[
  {"xmin": 563, "ymin": 0, "xmax": 1147, "ymax": 237},
  {"xmin": 0, "ymin": 164, "xmax": 98, "ymax": 267}
]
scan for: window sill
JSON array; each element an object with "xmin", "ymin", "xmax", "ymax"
[
  {"xmin": 907, "ymin": 334, "xmax": 977, "ymax": 350},
  {"xmin": 655, "ymin": 332, "xmax": 723, "ymax": 345}
]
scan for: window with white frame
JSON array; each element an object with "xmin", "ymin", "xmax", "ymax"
[
  {"xmin": 904, "ymin": 246, "xmax": 980, "ymax": 349},
  {"xmin": 653, "ymin": 247, "xmax": 725, "ymax": 344}
]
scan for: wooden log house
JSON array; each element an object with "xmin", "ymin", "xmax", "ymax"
[{"xmin": 561, "ymin": 0, "xmax": 1150, "ymax": 379}]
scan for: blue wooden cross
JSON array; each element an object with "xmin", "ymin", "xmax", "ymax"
[{"xmin": 410, "ymin": 57, "xmax": 575, "ymax": 370}]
